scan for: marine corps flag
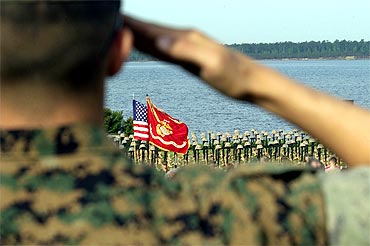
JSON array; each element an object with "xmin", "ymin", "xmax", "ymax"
[{"xmin": 146, "ymin": 97, "xmax": 189, "ymax": 154}]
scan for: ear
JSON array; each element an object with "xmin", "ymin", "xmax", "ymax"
[{"xmin": 106, "ymin": 27, "xmax": 133, "ymax": 76}]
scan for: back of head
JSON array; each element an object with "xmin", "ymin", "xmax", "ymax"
[
  {"xmin": 307, "ymin": 157, "xmax": 325, "ymax": 170},
  {"xmin": 1, "ymin": 0, "xmax": 120, "ymax": 88},
  {"xmin": 328, "ymin": 156, "xmax": 338, "ymax": 166}
]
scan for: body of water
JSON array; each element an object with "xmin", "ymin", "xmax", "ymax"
[{"xmin": 105, "ymin": 59, "xmax": 370, "ymax": 134}]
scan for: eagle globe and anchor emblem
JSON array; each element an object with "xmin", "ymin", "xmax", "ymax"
[{"xmin": 156, "ymin": 120, "xmax": 173, "ymax": 137}]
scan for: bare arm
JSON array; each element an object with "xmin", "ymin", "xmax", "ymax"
[{"xmin": 123, "ymin": 15, "xmax": 370, "ymax": 167}]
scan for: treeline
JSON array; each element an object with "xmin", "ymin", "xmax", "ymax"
[
  {"xmin": 104, "ymin": 108, "xmax": 133, "ymax": 135},
  {"xmin": 228, "ymin": 39, "xmax": 369, "ymax": 59},
  {"xmin": 127, "ymin": 39, "xmax": 369, "ymax": 61}
]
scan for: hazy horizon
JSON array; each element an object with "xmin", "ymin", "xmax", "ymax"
[{"xmin": 124, "ymin": 0, "xmax": 370, "ymax": 44}]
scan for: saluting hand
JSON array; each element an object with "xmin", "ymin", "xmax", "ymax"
[{"xmin": 123, "ymin": 15, "xmax": 270, "ymax": 102}]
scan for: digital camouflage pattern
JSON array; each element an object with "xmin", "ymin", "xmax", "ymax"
[{"xmin": 0, "ymin": 124, "xmax": 327, "ymax": 245}]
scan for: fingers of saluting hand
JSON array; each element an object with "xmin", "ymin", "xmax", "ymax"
[
  {"xmin": 122, "ymin": 15, "xmax": 253, "ymax": 100},
  {"xmin": 123, "ymin": 15, "xmax": 227, "ymax": 78},
  {"xmin": 122, "ymin": 15, "xmax": 197, "ymax": 73}
]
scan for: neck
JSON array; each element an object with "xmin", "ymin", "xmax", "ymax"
[{"xmin": 0, "ymin": 79, "xmax": 104, "ymax": 129}]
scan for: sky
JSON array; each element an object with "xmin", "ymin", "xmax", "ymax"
[{"xmin": 123, "ymin": 0, "xmax": 370, "ymax": 44}]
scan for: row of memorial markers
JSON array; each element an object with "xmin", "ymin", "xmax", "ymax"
[{"xmin": 107, "ymin": 97, "xmax": 341, "ymax": 171}]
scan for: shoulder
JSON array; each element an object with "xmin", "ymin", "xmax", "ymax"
[{"xmin": 321, "ymin": 167, "xmax": 370, "ymax": 245}]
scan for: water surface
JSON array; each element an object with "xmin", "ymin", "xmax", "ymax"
[{"xmin": 105, "ymin": 59, "xmax": 370, "ymax": 134}]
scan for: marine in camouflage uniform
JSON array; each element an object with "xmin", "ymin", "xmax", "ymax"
[
  {"xmin": 2, "ymin": 1, "xmax": 369, "ymax": 245},
  {"xmin": 0, "ymin": 124, "xmax": 327, "ymax": 245}
]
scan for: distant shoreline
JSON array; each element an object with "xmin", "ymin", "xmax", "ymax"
[
  {"xmin": 128, "ymin": 40, "xmax": 370, "ymax": 62},
  {"xmin": 127, "ymin": 56, "xmax": 370, "ymax": 63},
  {"xmin": 270, "ymin": 56, "xmax": 370, "ymax": 61}
]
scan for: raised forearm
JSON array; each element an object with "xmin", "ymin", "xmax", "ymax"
[{"xmin": 247, "ymin": 62, "xmax": 370, "ymax": 166}]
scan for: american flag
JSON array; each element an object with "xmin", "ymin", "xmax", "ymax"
[{"xmin": 133, "ymin": 99, "xmax": 149, "ymax": 140}]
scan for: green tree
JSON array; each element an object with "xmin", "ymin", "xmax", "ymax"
[
  {"xmin": 104, "ymin": 108, "xmax": 123, "ymax": 134},
  {"xmin": 122, "ymin": 117, "xmax": 134, "ymax": 136}
]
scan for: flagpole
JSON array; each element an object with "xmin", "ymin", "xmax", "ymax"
[
  {"xmin": 146, "ymin": 94, "xmax": 150, "ymax": 103},
  {"xmin": 134, "ymin": 139, "xmax": 137, "ymax": 164},
  {"xmin": 174, "ymin": 152, "xmax": 178, "ymax": 169}
]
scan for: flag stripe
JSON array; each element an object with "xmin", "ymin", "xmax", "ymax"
[
  {"xmin": 134, "ymin": 132, "xmax": 149, "ymax": 139},
  {"xmin": 133, "ymin": 120, "xmax": 148, "ymax": 125},
  {"xmin": 133, "ymin": 126, "xmax": 149, "ymax": 132}
]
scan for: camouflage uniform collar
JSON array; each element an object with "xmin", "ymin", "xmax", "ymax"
[{"xmin": 0, "ymin": 123, "xmax": 113, "ymax": 156}]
